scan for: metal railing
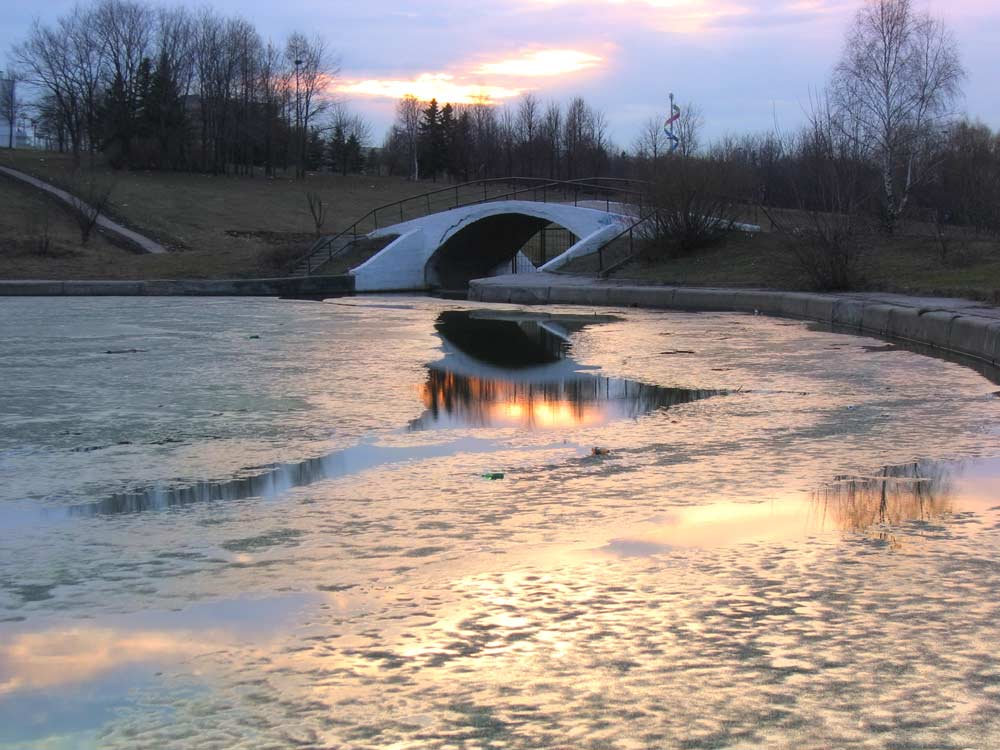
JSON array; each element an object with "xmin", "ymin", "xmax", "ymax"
[
  {"xmin": 294, "ymin": 176, "xmax": 648, "ymax": 275},
  {"xmin": 546, "ymin": 209, "xmax": 656, "ymax": 277}
]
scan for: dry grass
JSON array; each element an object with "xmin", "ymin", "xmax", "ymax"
[
  {"xmin": 605, "ymin": 228, "xmax": 1000, "ymax": 301},
  {"xmin": 0, "ymin": 149, "xmax": 431, "ymax": 279},
  {"xmin": 0, "ymin": 176, "xmax": 144, "ymax": 279}
]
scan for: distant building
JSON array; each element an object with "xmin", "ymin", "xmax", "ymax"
[
  {"xmin": 0, "ymin": 119, "xmax": 34, "ymax": 149},
  {"xmin": 0, "ymin": 77, "xmax": 30, "ymax": 149}
]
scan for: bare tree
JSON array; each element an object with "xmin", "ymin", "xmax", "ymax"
[
  {"xmin": 633, "ymin": 115, "xmax": 669, "ymax": 175},
  {"xmin": 516, "ymin": 93, "xmax": 540, "ymax": 176},
  {"xmin": 258, "ymin": 40, "xmax": 289, "ymax": 177},
  {"xmin": 13, "ymin": 10, "xmax": 100, "ymax": 163},
  {"xmin": 66, "ymin": 170, "xmax": 115, "ymax": 245},
  {"xmin": 396, "ymin": 95, "xmax": 421, "ymax": 180},
  {"xmin": 498, "ymin": 105, "xmax": 517, "ymax": 177},
  {"xmin": 588, "ymin": 105, "xmax": 611, "ymax": 175},
  {"xmin": 767, "ymin": 96, "xmax": 873, "ymax": 290},
  {"xmin": 286, "ymin": 33, "xmax": 335, "ymax": 178},
  {"xmin": 562, "ymin": 96, "xmax": 588, "ymax": 179},
  {"xmin": 674, "ymin": 102, "xmax": 703, "ymax": 158},
  {"xmin": 540, "ymin": 101, "xmax": 562, "ymax": 179},
  {"xmin": 93, "ymin": 0, "xmax": 152, "ymax": 97},
  {"xmin": 305, "ymin": 191, "xmax": 326, "ymax": 236},
  {"xmin": 832, "ymin": 0, "xmax": 964, "ymax": 231}
]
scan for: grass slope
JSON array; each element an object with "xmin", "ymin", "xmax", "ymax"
[
  {"xmin": 0, "ymin": 149, "xmax": 429, "ymax": 279},
  {"xmin": 599, "ymin": 228, "xmax": 1000, "ymax": 302}
]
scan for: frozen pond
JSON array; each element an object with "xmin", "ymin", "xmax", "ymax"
[{"xmin": 2, "ymin": 296, "xmax": 1000, "ymax": 749}]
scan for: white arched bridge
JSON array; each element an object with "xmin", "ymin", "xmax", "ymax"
[{"xmin": 292, "ymin": 178, "xmax": 646, "ymax": 292}]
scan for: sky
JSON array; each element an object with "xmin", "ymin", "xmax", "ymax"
[{"xmin": 4, "ymin": 0, "xmax": 999, "ymax": 147}]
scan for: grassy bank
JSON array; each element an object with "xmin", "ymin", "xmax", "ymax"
[
  {"xmin": 4, "ymin": 148, "xmax": 1000, "ymax": 299},
  {"xmin": 0, "ymin": 149, "xmax": 428, "ymax": 279},
  {"xmin": 590, "ymin": 225, "xmax": 1000, "ymax": 303}
]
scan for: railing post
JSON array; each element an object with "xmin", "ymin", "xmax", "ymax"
[
  {"xmin": 455, "ymin": 185, "xmax": 459, "ymax": 207},
  {"xmin": 598, "ymin": 245, "xmax": 604, "ymax": 272},
  {"xmin": 629, "ymin": 227, "xmax": 634, "ymax": 256},
  {"xmin": 540, "ymin": 229, "xmax": 547, "ymax": 265}
]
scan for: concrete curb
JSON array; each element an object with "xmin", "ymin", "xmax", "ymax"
[
  {"xmin": 0, "ymin": 275, "xmax": 355, "ymax": 298},
  {"xmin": 468, "ymin": 278, "xmax": 1000, "ymax": 368}
]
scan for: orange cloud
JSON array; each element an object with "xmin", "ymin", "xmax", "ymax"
[
  {"xmin": 336, "ymin": 47, "xmax": 607, "ymax": 104},
  {"xmin": 337, "ymin": 73, "xmax": 524, "ymax": 104},
  {"xmin": 474, "ymin": 49, "xmax": 604, "ymax": 77}
]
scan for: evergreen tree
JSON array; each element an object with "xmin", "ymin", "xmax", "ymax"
[
  {"xmin": 345, "ymin": 133, "xmax": 363, "ymax": 174},
  {"xmin": 329, "ymin": 123, "xmax": 346, "ymax": 174},
  {"xmin": 440, "ymin": 103, "xmax": 456, "ymax": 177},
  {"xmin": 143, "ymin": 53, "xmax": 186, "ymax": 169},
  {"xmin": 100, "ymin": 72, "xmax": 133, "ymax": 167},
  {"xmin": 449, "ymin": 109, "xmax": 473, "ymax": 181},
  {"xmin": 306, "ymin": 128, "xmax": 326, "ymax": 171},
  {"xmin": 418, "ymin": 98, "xmax": 446, "ymax": 180}
]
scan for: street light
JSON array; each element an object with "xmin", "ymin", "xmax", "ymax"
[{"xmin": 294, "ymin": 58, "xmax": 303, "ymax": 177}]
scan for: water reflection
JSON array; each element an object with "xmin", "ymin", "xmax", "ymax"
[
  {"xmin": 65, "ymin": 437, "xmax": 502, "ymax": 517},
  {"xmin": 598, "ymin": 461, "xmax": 962, "ymax": 555},
  {"xmin": 0, "ymin": 595, "xmax": 315, "ymax": 748},
  {"xmin": 411, "ymin": 311, "xmax": 723, "ymax": 430},
  {"xmin": 815, "ymin": 461, "xmax": 956, "ymax": 540}
]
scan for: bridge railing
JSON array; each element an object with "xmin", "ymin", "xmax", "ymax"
[{"xmin": 296, "ymin": 176, "xmax": 649, "ymax": 275}]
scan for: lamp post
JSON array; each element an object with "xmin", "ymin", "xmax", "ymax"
[{"xmin": 294, "ymin": 58, "xmax": 303, "ymax": 178}]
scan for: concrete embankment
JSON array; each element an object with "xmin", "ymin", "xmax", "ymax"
[
  {"xmin": 0, "ymin": 275, "xmax": 354, "ymax": 297},
  {"xmin": 470, "ymin": 273, "xmax": 1000, "ymax": 368}
]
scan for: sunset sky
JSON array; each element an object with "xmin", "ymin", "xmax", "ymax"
[{"xmin": 4, "ymin": 0, "xmax": 998, "ymax": 145}]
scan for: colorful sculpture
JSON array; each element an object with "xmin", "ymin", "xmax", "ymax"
[{"xmin": 663, "ymin": 92, "xmax": 681, "ymax": 153}]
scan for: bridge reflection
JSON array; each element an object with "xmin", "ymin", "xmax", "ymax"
[
  {"xmin": 412, "ymin": 368, "xmax": 718, "ymax": 430},
  {"xmin": 410, "ymin": 310, "xmax": 723, "ymax": 430}
]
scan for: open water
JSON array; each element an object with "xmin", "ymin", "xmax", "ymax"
[{"xmin": 2, "ymin": 296, "xmax": 1000, "ymax": 749}]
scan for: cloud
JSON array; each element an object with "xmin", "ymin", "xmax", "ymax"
[
  {"xmin": 474, "ymin": 49, "xmax": 604, "ymax": 77},
  {"xmin": 337, "ymin": 73, "xmax": 525, "ymax": 104},
  {"xmin": 336, "ymin": 47, "xmax": 607, "ymax": 104}
]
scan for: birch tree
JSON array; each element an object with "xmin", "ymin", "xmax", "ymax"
[{"xmin": 832, "ymin": 0, "xmax": 964, "ymax": 231}]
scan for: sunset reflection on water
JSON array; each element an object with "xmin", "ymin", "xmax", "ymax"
[
  {"xmin": 412, "ymin": 368, "xmax": 720, "ymax": 429},
  {"xmin": 410, "ymin": 310, "xmax": 722, "ymax": 429},
  {"xmin": 3, "ymin": 297, "xmax": 1000, "ymax": 750}
]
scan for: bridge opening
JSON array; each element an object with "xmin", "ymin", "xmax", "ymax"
[{"xmin": 424, "ymin": 213, "xmax": 579, "ymax": 290}]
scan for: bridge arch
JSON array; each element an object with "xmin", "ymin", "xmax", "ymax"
[
  {"xmin": 425, "ymin": 212, "xmax": 575, "ymax": 289},
  {"xmin": 351, "ymin": 199, "xmax": 630, "ymax": 292}
]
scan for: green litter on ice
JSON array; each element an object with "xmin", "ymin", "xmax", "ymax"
[{"xmin": 481, "ymin": 472, "xmax": 505, "ymax": 480}]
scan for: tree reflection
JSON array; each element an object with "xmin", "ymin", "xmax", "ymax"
[{"xmin": 813, "ymin": 461, "xmax": 955, "ymax": 542}]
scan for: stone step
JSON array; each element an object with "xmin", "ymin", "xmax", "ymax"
[{"xmin": 292, "ymin": 235, "xmax": 358, "ymax": 276}]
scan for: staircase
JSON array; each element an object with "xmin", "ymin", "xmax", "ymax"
[{"xmin": 291, "ymin": 235, "xmax": 360, "ymax": 276}]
